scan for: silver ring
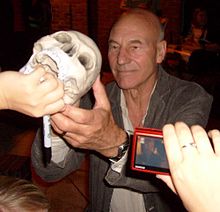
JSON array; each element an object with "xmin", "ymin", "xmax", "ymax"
[
  {"xmin": 39, "ymin": 76, "xmax": 46, "ymax": 83},
  {"xmin": 181, "ymin": 142, "xmax": 197, "ymax": 149}
]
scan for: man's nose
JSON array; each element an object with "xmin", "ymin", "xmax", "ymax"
[{"xmin": 117, "ymin": 48, "xmax": 130, "ymax": 64}]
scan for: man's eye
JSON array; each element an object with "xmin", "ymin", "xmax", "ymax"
[
  {"xmin": 131, "ymin": 46, "xmax": 139, "ymax": 50},
  {"xmin": 113, "ymin": 45, "xmax": 119, "ymax": 49},
  {"xmin": 109, "ymin": 44, "xmax": 119, "ymax": 51}
]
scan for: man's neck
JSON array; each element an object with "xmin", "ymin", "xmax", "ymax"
[{"xmin": 123, "ymin": 78, "xmax": 157, "ymax": 128}]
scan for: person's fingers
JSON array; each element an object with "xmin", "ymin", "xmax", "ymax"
[
  {"xmin": 191, "ymin": 125, "xmax": 213, "ymax": 155},
  {"xmin": 208, "ymin": 129, "xmax": 220, "ymax": 156},
  {"xmin": 92, "ymin": 75, "xmax": 111, "ymax": 110},
  {"xmin": 162, "ymin": 123, "xmax": 182, "ymax": 167},
  {"xmin": 50, "ymin": 112, "xmax": 69, "ymax": 134},
  {"xmin": 42, "ymin": 79, "xmax": 64, "ymax": 101},
  {"xmin": 175, "ymin": 122, "xmax": 198, "ymax": 158},
  {"xmin": 62, "ymin": 104, "xmax": 95, "ymax": 124},
  {"xmin": 27, "ymin": 65, "xmax": 47, "ymax": 84},
  {"xmin": 32, "ymin": 70, "xmax": 64, "ymax": 106},
  {"xmin": 44, "ymin": 99, "xmax": 65, "ymax": 115},
  {"xmin": 61, "ymin": 77, "xmax": 110, "ymax": 125},
  {"xmin": 39, "ymin": 72, "xmax": 59, "ymax": 88},
  {"xmin": 50, "ymin": 106, "xmax": 90, "ymax": 133}
]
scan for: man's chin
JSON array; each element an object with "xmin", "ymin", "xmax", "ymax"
[{"xmin": 116, "ymin": 80, "xmax": 137, "ymax": 90}]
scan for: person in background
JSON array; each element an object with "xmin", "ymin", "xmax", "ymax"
[
  {"xmin": 184, "ymin": 7, "xmax": 220, "ymax": 77},
  {"xmin": 0, "ymin": 175, "xmax": 50, "ymax": 212},
  {"xmin": 0, "ymin": 66, "xmax": 64, "ymax": 117},
  {"xmin": 32, "ymin": 8, "xmax": 212, "ymax": 211},
  {"xmin": 183, "ymin": 7, "xmax": 220, "ymax": 52},
  {"xmin": 136, "ymin": 137, "xmax": 167, "ymax": 168},
  {"xmin": 183, "ymin": 7, "xmax": 208, "ymax": 50},
  {"xmin": 158, "ymin": 122, "xmax": 220, "ymax": 212}
]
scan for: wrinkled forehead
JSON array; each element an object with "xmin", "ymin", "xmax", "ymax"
[{"xmin": 110, "ymin": 12, "xmax": 161, "ymax": 42}]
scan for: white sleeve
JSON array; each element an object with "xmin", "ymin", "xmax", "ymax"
[
  {"xmin": 110, "ymin": 150, "xmax": 129, "ymax": 173},
  {"xmin": 51, "ymin": 136, "xmax": 71, "ymax": 167}
]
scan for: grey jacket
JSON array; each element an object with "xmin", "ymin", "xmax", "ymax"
[{"xmin": 32, "ymin": 67, "xmax": 213, "ymax": 212}]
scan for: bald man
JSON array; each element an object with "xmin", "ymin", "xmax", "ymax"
[{"xmin": 32, "ymin": 8, "xmax": 212, "ymax": 211}]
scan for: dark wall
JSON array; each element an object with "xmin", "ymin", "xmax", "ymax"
[
  {"xmin": 1, "ymin": 0, "xmax": 219, "ymax": 71},
  {"xmin": 0, "ymin": 0, "xmax": 52, "ymax": 70}
]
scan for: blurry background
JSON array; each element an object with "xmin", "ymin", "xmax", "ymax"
[{"xmin": 0, "ymin": 1, "xmax": 219, "ymax": 211}]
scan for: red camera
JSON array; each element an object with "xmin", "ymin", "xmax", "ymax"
[{"xmin": 130, "ymin": 128, "xmax": 170, "ymax": 175}]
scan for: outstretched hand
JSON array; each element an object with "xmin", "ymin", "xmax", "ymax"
[
  {"xmin": 50, "ymin": 76, "xmax": 126, "ymax": 157},
  {"xmin": 157, "ymin": 122, "xmax": 220, "ymax": 212},
  {"xmin": 0, "ymin": 67, "xmax": 65, "ymax": 117}
]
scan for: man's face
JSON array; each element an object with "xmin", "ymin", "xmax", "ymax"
[{"xmin": 108, "ymin": 14, "xmax": 166, "ymax": 90}]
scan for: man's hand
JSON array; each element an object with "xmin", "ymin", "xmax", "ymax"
[{"xmin": 50, "ymin": 76, "xmax": 126, "ymax": 157}]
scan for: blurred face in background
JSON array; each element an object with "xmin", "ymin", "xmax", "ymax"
[{"xmin": 193, "ymin": 9, "xmax": 207, "ymax": 27}]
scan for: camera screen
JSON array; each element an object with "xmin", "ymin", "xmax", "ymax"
[{"xmin": 131, "ymin": 128, "xmax": 170, "ymax": 175}]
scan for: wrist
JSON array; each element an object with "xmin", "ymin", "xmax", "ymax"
[
  {"xmin": 109, "ymin": 130, "xmax": 132, "ymax": 162},
  {"xmin": 0, "ymin": 72, "xmax": 13, "ymax": 110}
]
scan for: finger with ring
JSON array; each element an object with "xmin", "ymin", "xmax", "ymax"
[{"xmin": 181, "ymin": 142, "xmax": 197, "ymax": 149}]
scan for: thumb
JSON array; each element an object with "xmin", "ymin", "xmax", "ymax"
[{"xmin": 92, "ymin": 75, "xmax": 110, "ymax": 110}]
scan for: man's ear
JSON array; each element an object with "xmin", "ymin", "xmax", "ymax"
[{"xmin": 156, "ymin": 40, "xmax": 167, "ymax": 64}]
